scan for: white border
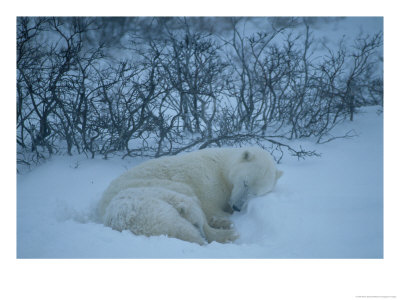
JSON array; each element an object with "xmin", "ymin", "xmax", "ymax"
[{"xmin": 2, "ymin": 1, "xmax": 399, "ymax": 300}]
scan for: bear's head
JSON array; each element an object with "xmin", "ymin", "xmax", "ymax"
[{"xmin": 228, "ymin": 147, "xmax": 283, "ymax": 212}]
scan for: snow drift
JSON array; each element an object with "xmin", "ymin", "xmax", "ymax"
[{"xmin": 17, "ymin": 106, "xmax": 383, "ymax": 258}]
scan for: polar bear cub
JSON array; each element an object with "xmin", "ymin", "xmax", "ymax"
[{"xmin": 97, "ymin": 147, "xmax": 282, "ymax": 245}]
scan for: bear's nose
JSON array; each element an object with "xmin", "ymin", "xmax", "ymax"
[{"xmin": 232, "ymin": 205, "xmax": 241, "ymax": 212}]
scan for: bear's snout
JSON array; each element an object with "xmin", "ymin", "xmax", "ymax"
[{"xmin": 232, "ymin": 205, "xmax": 241, "ymax": 212}]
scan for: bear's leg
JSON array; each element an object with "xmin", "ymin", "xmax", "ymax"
[
  {"xmin": 209, "ymin": 215, "xmax": 233, "ymax": 229},
  {"xmin": 104, "ymin": 191, "xmax": 207, "ymax": 245},
  {"xmin": 158, "ymin": 191, "xmax": 209, "ymax": 239},
  {"xmin": 160, "ymin": 191, "xmax": 238, "ymax": 244},
  {"xmin": 203, "ymin": 223, "xmax": 239, "ymax": 243},
  {"xmin": 176, "ymin": 205, "xmax": 238, "ymax": 243}
]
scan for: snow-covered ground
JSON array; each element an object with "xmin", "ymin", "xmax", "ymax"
[{"xmin": 17, "ymin": 106, "xmax": 383, "ymax": 258}]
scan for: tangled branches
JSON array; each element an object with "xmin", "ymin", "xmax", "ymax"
[{"xmin": 17, "ymin": 17, "xmax": 382, "ymax": 170}]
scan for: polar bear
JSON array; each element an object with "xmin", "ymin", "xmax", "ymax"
[{"xmin": 97, "ymin": 147, "xmax": 283, "ymax": 245}]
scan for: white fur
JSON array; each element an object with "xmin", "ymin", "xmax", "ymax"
[{"xmin": 97, "ymin": 147, "xmax": 282, "ymax": 244}]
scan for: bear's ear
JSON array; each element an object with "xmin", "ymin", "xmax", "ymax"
[
  {"xmin": 241, "ymin": 150, "xmax": 255, "ymax": 162},
  {"xmin": 276, "ymin": 170, "xmax": 283, "ymax": 179}
]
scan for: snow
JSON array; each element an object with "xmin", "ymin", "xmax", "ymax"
[{"xmin": 17, "ymin": 106, "xmax": 383, "ymax": 258}]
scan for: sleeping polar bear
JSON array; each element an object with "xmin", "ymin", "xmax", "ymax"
[{"xmin": 97, "ymin": 147, "xmax": 282, "ymax": 245}]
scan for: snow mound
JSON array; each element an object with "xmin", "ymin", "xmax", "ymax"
[{"xmin": 17, "ymin": 106, "xmax": 383, "ymax": 258}]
